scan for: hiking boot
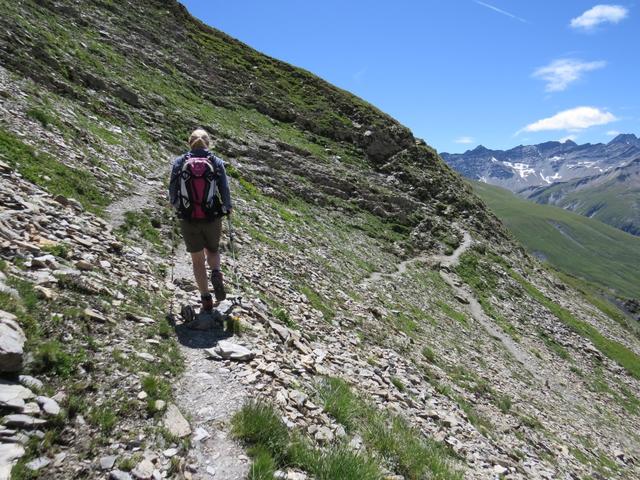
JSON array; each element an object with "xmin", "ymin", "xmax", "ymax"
[
  {"xmin": 201, "ymin": 293, "xmax": 214, "ymax": 312},
  {"xmin": 210, "ymin": 270, "xmax": 226, "ymax": 302}
]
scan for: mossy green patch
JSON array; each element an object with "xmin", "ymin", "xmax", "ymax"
[{"xmin": 0, "ymin": 128, "xmax": 109, "ymax": 214}]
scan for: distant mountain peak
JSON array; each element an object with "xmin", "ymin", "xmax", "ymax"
[
  {"xmin": 609, "ymin": 133, "xmax": 639, "ymax": 145},
  {"xmin": 470, "ymin": 144, "xmax": 489, "ymax": 153}
]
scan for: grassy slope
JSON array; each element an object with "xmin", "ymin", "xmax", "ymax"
[
  {"xmin": 470, "ymin": 180, "xmax": 640, "ymax": 299},
  {"xmin": 527, "ymin": 161, "xmax": 640, "ymax": 236}
]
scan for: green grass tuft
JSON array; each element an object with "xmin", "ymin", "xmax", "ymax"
[
  {"xmin": 317, "ymin": 377, "xmax": 462, "ymax": 480},
  {"xmin": 231, "ymin": 401, "xmax": 290, "ymax": 462},
  {"xmin": 299, "ymin": 284, "xmax": 335, "ymax": 322},
  {"xmin": 232, "ymin": 400, "xmax": 383, "ymax": 480},
  {"xmin": 32, "ymin": 340, "xmax": 86, "ymax": 378},
  {"xmin": 421, "ymin": 346, "xmax": 437, "ymax": 363},
  {"xmin": 26, "ymin": 107, "xmax": 57, "ymax": 128}
]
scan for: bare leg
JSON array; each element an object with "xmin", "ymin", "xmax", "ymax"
[
  {"xmin": 205, "ymin": 248, "xmax": 221, "ymax": 271},
  {"xmin": 190, "ymin": 250, "xmax": 209, "ymax": 295}
]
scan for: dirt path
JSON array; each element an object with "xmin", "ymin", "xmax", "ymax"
[
  {"xmin": 107, "ymin": 188, "xmax": 250, "ymax": 479},
  {"xmin": 106, "ymin": 179, "xmax": 160, "ymax": 228},
  {"xmin": 169, "ymin": 242, "xmax": 249, "ymax": 479}
]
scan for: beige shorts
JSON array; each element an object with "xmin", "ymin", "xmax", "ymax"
[{"xmin": 180, "ymin": 217, "xmax": 222, "ymax": 253}]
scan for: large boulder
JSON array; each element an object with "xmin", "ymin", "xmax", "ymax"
[{"xmin": 0, "ymin": 310, "xmax": 25, "ymax": 373}]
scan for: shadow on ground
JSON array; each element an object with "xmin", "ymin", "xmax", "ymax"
[{"xmin": 168, "ymin": 312, "xmax": 233, "ymax": 349}]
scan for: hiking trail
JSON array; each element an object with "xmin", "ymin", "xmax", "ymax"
[
  {"xmin": 108, "ymin": 185, "xmax": 250, "ymax": 479},
  {"xmin": 168, "ymin": 241, "xmax": 249, "ymax": 480}
]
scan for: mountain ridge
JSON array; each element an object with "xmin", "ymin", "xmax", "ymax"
[{"xmin": 441, "ymin": 134, "xmax": 640, "ymax": 192}]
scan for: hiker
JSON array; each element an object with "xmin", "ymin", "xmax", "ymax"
[{"xmin": 169, "ymin": 128, "xmax": 233, "ymax": 312}]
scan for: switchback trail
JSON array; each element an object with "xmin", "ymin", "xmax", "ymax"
[{"xmin": 363, "ymin": 230, "xmax": 548, "ymax": 384}]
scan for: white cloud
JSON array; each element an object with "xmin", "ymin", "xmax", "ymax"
[
  {"xmin": 455, "ymin": 136, "xmax": 475, "ymax": 144},
  {"xmin": 474, "ymin": 1, "xmax": 527, "ymax": 23},
  {"xmin": 520, "ymin": 106, "xmax": 617, "ymax": 133},
  {"xmin": 559, "ymin": 135, "xmax": 577, "ymax": 143},
  {"xmin": 570, "ymin": 5, "xmax": 628, "ymax": 30},
  {"xmin": 533, "ymin": 59, "xmax": 606, "ymax": 92},
  {"xmin": 606, "ymin": 130, "xmax": 621, "ymax": 136}
]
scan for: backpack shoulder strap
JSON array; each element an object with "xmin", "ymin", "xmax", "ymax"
[{"xmin": 206, "ymin": 153, "xmax": 222, "ymax": 174}]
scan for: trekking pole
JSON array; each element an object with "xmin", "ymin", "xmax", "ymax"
[
  {"xmin": 168, "ymin": 217, "xmax": 177, "ymax": 321},
  {"xmin": 226, "ymin": 214, "xmax": 241, "ymax": 305}
]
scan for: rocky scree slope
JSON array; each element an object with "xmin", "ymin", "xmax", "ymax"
[{"xmin": 0, "ymin": 1, "xmax": 640, "ymax": 479}]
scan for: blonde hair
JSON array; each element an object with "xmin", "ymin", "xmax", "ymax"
[{"xmin": 188, "ymin": 128, "xmax": 210, "ymax": 149}]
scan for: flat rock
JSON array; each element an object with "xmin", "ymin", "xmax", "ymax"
[
  {"xmin": 0, "ymin": 310, "xmax": 25, "ymax": 373},
  {"xmin": 25, "ymin": 456, "xmax": 50, "ymax": 471},
  {"xmin": 270, "ymin": 321, "xmax": 291, "ymax": 342},
  {"xmin": 22, "ymin": 402, "xmax": 40, "ymax": 415},
  {"xmin": 2, "ymin": 414, "xmax": 47, "ymax": 429},
  {"xmin": 18, "ymin": 376, "xmax": 43, "ymax": 391},
  {"xmin": 135, "ymin": 351, "xmax": 155, "ymax": 362},
  {"xmin": 288, "ymin": 390, "xmax": 307, "ymax": 408},
  {"xmin": 163, "ymin": 403, "xmax": 191, "ymax": 438},
  {"xmin": 443, "ymin": 414, "xmax": 459, "ymax": 428},
  {"xmin": 454, "ymin": 294, "xmax": 470, "ymax": 305},
  {"xmin": 314, "ymin": 426, "xmax": 334, "ymax": 444},
  {"xmin": 162, "ymin": 447, "xmax": 178, "ymax": 458},
  {"xmin": 36, "ymin": 396, "xmax": 61, "ymax": 416},
  {"xmin": 31, "ymin": 255, "xmax": 57, "ymax": 269},
  {"xmin": 214, "ymin": 340, "xmax": 255, "ymax": 362},
  {"xmin": 192, "ymin": 426, "xmax": 210, "ymax": 442},
  {"xmin": 126, "ymin": 312, "xmax": 156, "ymax": 324},
  {"xmin": 131, "ymin": 458, "xmax": 154, "ymax": 479},
  {"xmin": 83, "ymin": 307, "xmax": 107, "ymax": 323},
  {"xmin": 75, "ymin": 260, "xmax": 93, "ymax": 271},
  {"xmin": 0, "ymin": 382, "xmax": 34, "ymax": 411},
  {"xmin": 110, "ymin": 470, "xmax": 133, "ymax": 480},
  {"xmin": 100, "ymin": 455, "xmax": 118, "ymax": 470}
]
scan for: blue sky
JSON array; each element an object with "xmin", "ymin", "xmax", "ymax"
[{"xmin": 181, "ymin": 1, "xmax": 639, "ymax": 153}]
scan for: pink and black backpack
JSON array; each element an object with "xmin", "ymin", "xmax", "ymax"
[{"xmin": 176, "ymin": 153, "xmax": 221, "ymax": 220}]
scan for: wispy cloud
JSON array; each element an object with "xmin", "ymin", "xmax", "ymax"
[
  {"xmin": 474, "ymin": 1, "xmax": 527, "ymax": 23},
  {"xmin": 606, "ymin": 130, "xmax": 621, "ymax": 136},
  {"xmin": 570, "ymin": 4, "xmax": 628, "ymax": 30},
  {"xmin": 455, "ymin": 136, "xmax": 475, "ymax": 145},
  {"xmin": 533, "ymin": 58, "xmax": 606, "ymax": 92},
  {"xmin": 519, "ymin": 106, "xmax": 617, "ymax": 133},
  {"xmin": 353, "ymin": 67, "xmax": 367, "ymax": 83}
]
